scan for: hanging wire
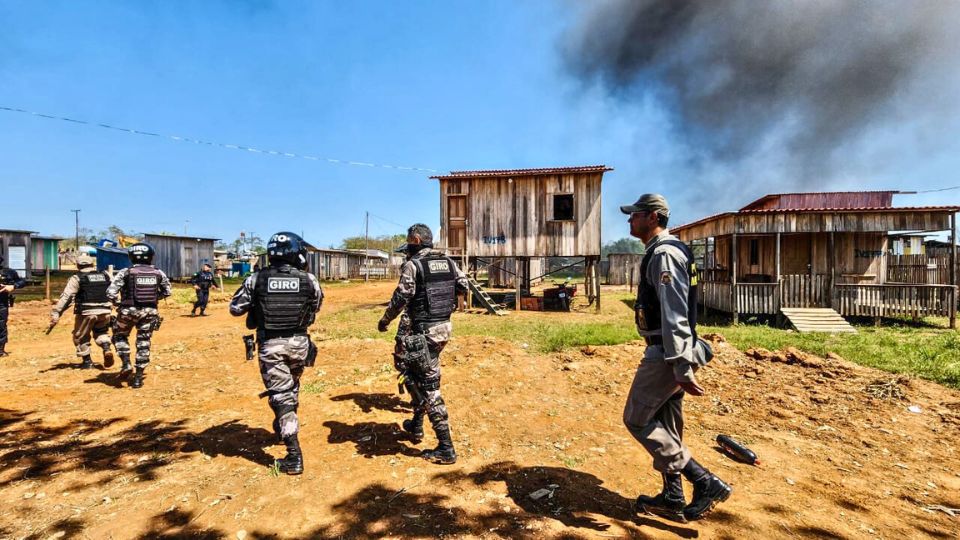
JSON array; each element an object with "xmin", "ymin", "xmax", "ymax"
[{"xmin": 0, "ymin": 105, "xmax": 440, "ymax": 173}]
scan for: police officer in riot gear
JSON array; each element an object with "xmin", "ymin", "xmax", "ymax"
[
  {"xmin": 0, "ymin": 254, "xmax": 28, "ymax": 357},
  {"xmin": 190, "ymin": 263, "xmax": 220, "ymax": 316},
  {"xmin": 230, "ymin": 232, "xmax": 323, "ymax": 475},
  {"xmin": 50, "ymin": 253, "xmax": 115, "ymax": 369},
  {"xmin": 621, "ymin": 194, "xmax": 731, "ymax": 522},
  {"xmin": 106, "ymin": 243, "xmax": 173, "ymax": 388},
  {"xmin": 377, "ymin": 223, "xmax": 468, "ymax": 465}
]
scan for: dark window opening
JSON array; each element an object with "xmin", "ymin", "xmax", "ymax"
[
  {"xmin": 552, "ymin": 194, "xmax": 574, "ymax": 221},
  {"xmin": 749, "ymin": 239, "xmax": 760, "ymax": 266}
]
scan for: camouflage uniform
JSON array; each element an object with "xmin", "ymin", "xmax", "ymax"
[
  {"xmin": 50, "ymin": 268, "xmax": 114, "ymax": 359},
  {"xmin": 106, "ymin": 266, "xmax": 173, "ymax": 369},
  {"xmin": 382, "ymin": 248, "xmax": 467, "ymax": 441},
  {"xmin": 229, "ymin": 269, "xmax": 323, "ymax": 439}
]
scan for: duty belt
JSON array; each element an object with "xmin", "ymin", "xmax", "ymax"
[{"xmin": 262, "ymin": 329, "xmax": 308, "ymax": 340}]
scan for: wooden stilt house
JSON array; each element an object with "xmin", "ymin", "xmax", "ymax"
[
  {"xmin": 672, "ymin": 191, "xmax": 960, "ymax": 328},
  {"xmin": 431, "ymin": 165, "xmax": 611, "ymax": 310}
]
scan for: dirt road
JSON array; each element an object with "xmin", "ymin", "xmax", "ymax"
[{"xmin": 1, "ymin": 283, "xmax": 958, "ymax": 539}]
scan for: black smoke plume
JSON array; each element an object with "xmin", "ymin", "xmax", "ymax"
[{"xmin": 566, "ymin": 0, "xmax": 960, "ymax": 195}]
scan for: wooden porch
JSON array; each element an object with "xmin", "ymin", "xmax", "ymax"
[
  {"xmin": 699, "ymin": 276, "xmax": 957, "ymax": 322},
  {"xmin": 673, "ymin": 192, "xmax": 960, "ymax": 328}
]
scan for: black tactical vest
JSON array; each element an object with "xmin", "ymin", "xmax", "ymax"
[
  {"xmin": 75, "ymin": 271, "xmax": 110, "ymax": 312},
  {"xmin": 122, "ymin": 265, "xmax": 162, "ymax": 307},
  {"xmin": 253, "ymin": 266, "xmax": 315, "ymax": 335},
  {"xmin": 195, "ymin": 271, "xmax": 215, "ymax": 289},
  {"xmin": 408, "ymin": 255, "xmax": 457, "ymax": 324},
  {"xmin": 635, "ymin": 239, "xmax": 699, "ymax": 345}
]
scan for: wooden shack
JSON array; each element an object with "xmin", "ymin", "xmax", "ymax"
[
  {"xmin": 30, "ymin": 235, "xmax": 62, "ymax": 271},
  {"xmin": 143, "ymin": 233, "xmax": 219, "ymax": 279},
  {"xmin": 606, "ymin": 253, "xmax": 643, "ymax": 286},
  {"xmin": 672, "ymin": 191, "xmax": 959, "ymax": 327},
  {"xmin": 0, "ymin": 229, "xmax": 36, "ymax": 276},
  {"xmin": 431, "ymin": 165, "xmax": 611, "ymax": 309}
]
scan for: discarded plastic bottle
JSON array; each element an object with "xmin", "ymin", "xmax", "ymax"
[{"xmin": 717, "ymin": 434, "xmax": 760, "ymax": 465}]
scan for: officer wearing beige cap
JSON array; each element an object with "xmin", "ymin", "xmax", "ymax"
[{"xmin": 620, "ymin": 193, "xmax": 732, "ymax": 522}]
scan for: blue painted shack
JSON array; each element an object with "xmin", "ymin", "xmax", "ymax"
[{"xmin": 96, "ymin": 246, "xmax": 132, "ymax": 273}]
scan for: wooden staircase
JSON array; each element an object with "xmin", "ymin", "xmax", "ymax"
[
  {"xmin": 780, "ymin": 308, "xmax": 857, "ymax": 333},
  {"xmin": 467, "ymin": 278, "xmax": 508, "ymax": 316}
]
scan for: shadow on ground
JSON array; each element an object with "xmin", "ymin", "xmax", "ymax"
[{"xmin": 330, "ymin": 392, "xmax": 411, "ymax": 414}]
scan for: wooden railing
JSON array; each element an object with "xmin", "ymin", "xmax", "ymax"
[
  {"xmin": 700, "ymin": 278, "xmax": 958, "ymax": 320},
  {"xmin": 736, "ymin": 283, "xmax": 780, "ymax": 314},
  {"xmin": 836, "ymin": 284, "xmax": 956, "ymax": 319},
  {"xmin": 699, "ymin": 281, "xmax": 732, "ymax": 312},
  {"xmin": 780, "ymin": 274, "xmax": 830, "ymax": 308}
]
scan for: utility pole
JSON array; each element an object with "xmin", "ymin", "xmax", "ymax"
[
  {"xmin": 70, "ymin": 209, "xmax": 81, "ymax": 252},
  {"xmin": 364, "ymin": 211, "xmax": 370, "ymax": 282}
]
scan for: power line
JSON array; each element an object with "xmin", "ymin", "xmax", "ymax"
[
  {"xmin": 0, "ymin": 105, "xmax": 440, "ymax": 173},
  {"xmin": 368, "ymin": 212, "xmax": 406, "ymax": 229},
  {"xmin": 916, "ymin": 185, "xmax": 960, "ymax": 194}
]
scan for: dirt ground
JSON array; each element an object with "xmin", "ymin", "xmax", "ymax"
[{"xmin": 1, "ymin": 282, "xmax": 958, "ymax": 539}]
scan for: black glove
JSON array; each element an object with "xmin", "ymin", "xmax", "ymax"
[{"xmin": 377, "ymin": 317, "xmax": 390, "ymax": 333}]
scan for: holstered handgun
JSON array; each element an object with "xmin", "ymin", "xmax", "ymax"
[
  {"xmin": 305, "ymin": 339, "xmax": 318, "ymax": 368},
  {"xmin": 242, "ymin": 334, "xmax": 256, "ymax": 361}
]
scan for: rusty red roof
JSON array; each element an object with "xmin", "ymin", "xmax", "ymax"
[
  {"xmin": 739, "ymin": 205, "xmax": 960, "ymax": 214},
  {"xmin": 430, "ymin": 165, "xmax": 612, "ymax": 180},
  {"xmin": 740, "ymin": 191, "xmax": 903, "ymax": 211},
  {"xmin": 672, "ymin": 205, "xmax": 960, "ymax": 233}
]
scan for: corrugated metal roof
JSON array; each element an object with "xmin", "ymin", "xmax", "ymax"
[
  {"xmin": 672, "ymin": 205, "xmax": 960, "ymax": 233},
  {"xmin": 739, "ymin": 205, "xmax": 960, "ymax": 214},
  {"xmin": 430, "ymin": 165, "xmax": 612, "ymax": 180},
  {"xmin": 740, "ymin": 191, "xmax": 901, "ymax": 211},
  {"xmin": 144, "ymin": 233, "xmax": 221, "ymax": 241}
]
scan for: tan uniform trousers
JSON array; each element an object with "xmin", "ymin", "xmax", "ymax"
[{"xmin": 623, "ymin": 344, "xmax": 706, "ymax": 474}]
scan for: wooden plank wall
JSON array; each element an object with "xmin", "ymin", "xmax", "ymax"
[
  {"xmin": 0, "ymin": 231, "xmax": 34, "ymax": 275},
  {"xmin": 606, "ymin": 253, "xmax": 643, "ymax": 285},
  {"xmin": 701, "ymin": 232, "xmax": 886, "ymax": 283},
  {"xmin": 439, "ymin": 173, "xmax": 602, "ymax": 258},
  {"xmin": 144, "ymin": 236, "xmax": 216, "ymax": 279},
  {"xmin": 887, "ymin": 255, "xmax": 960, "ymax": 285}
]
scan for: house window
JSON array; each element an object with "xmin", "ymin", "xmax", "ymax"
[
  {"xmin": 552, "ymin": 194, "xmax": 574, "ymax": 221},
  {"xmin": 749, "ymin": 239, "xmax": 759, "ymax": 266}
]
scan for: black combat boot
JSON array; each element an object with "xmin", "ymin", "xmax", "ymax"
[
  {"xmin": 636, "ymin": 473, "xmax": 686, "ymax": 522},
  {"xmin": 276, "ymin": 435, "xmax": 304, "ymax": 475},
  {"xmin": 119, "ymin": 353, "xmax": 132, "ymax": 374},
  {"xmin": 422, "ymin": 426, "xmax": 457, "ymax": 464},
  {"xmin": 681, "ymin": 458, "xmax": 732, "ymax": 521},
  {"xmin": 80, "ymin": 354, "xmax": 94, "ymax": 370},
  {"xmin": 402, "ymin": 412, "xmax": 424, "ymax": 442},
  {"xmin": 131, "ymin": 367, "xmax": 144, "ymax": 389}
]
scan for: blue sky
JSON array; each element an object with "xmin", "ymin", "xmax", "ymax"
[{"xmin": 2, "ymin": 1, "xmax": 959, "ymax": 247}]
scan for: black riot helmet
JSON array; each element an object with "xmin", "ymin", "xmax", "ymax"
[
  {"xmin": 267, "ymin": 232, "xmax": 308, "ymax": 269},
  {"xmin": 128, "ymin": 243, "xmax": 155, "ymax": 265}
]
